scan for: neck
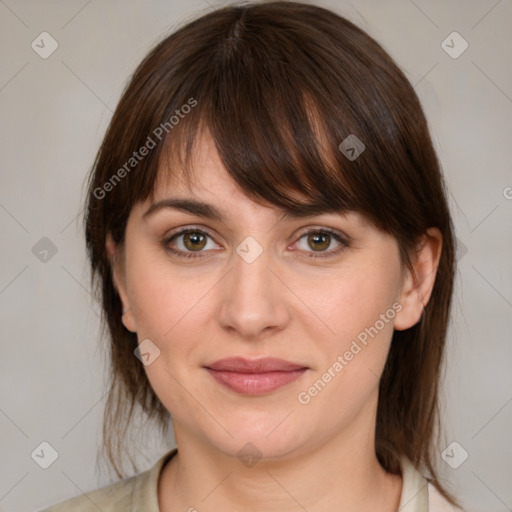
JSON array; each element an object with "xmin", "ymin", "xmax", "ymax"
[{"xmin": 158, "ymin": 396, "xmax": 402, "ymax": 512}]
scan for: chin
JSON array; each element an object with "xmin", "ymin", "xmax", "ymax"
[{"xmin": 206, "ymin": 417, "xmax": 313, "ymax": 463}]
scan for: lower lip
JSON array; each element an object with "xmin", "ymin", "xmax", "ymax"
[{"xmin": 206, "ymin": 368, "xmax": 307, "ymax": 395}]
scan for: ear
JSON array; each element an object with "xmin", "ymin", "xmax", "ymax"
[
  {"xmin": 105, "ymin": 232, "xmax": 137, "ymax": 333},
  {"xmin": 393, "ymin": 227, "xmax": 443, "ymax": 331}
]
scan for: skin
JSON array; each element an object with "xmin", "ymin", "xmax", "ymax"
[{"xmin": 106, "ymin": 131, "xmax": 442, "ymax": 512}]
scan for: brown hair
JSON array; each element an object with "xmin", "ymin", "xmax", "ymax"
[{"xmin": 84, "ymin": 1, "xmax": 459, "ymax": 507}]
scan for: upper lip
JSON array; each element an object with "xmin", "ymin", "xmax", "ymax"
[{"xmin": 205, "ymin": 357, "xmax": 308, "ymax": 373}]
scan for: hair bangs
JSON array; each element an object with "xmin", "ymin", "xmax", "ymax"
[{"xmin": 153, "ymin": 73, "xmax": 361, "ymax": 222}]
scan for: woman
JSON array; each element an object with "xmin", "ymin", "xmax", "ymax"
[{"xmin": 41, "ymin": 1, "xmax": 463, "ymax": 510}]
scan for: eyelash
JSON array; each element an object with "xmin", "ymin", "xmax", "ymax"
[{"xmin": 163, "ymin": 226, "xmax": 349, "ymax": 260}]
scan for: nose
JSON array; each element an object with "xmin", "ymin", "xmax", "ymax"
[{"xmin": 217, "ymin": 242, "xmax": 291, "ymax": 341}]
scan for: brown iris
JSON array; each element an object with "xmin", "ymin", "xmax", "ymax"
[
  {"xmin": 183, "ymin": 231, "xmax": 207, "ymax": 251},
  {"xmin": 307, "ymin": 232, "xmax": 330, "ymax": 251}
]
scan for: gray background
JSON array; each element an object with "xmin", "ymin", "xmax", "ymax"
[{"xmin": 0, "ymin": 0, "xmax": 511, "ymax": 511}]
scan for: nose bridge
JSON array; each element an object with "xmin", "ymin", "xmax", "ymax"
[{"xmin": 217, "ymin": 236, "xmax": 289, "ymax": 338}]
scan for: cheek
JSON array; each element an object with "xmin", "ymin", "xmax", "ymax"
[
  {"xmin": 295, "ymin": 254, "xmax": 401, "ymax": 398},
  {"xmin": 125, "ymin": 245, "xmax": 212, "ymax": 339},
  {"xmin": 299, "ymin": 257, "xmax": 401, "ymax": 344},
  {"xmin": 123, "ymin": 249, "xmax": 211, "ymax": 411},
  {"xmin": 294, "ymin": 275, "xmax": 398, "ymax": 429}
]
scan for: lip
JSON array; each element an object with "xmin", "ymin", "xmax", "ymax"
[{"xmin": 204, "ymin": 357, "xmax": 308, "ymax": 395}]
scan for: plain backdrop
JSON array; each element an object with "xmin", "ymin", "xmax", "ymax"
[{"xmin": 0, "ymin": 1, "xmax": 511, "ymax": 511}]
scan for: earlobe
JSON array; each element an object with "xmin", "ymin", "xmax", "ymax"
[
  {"xmin": 393, "ymin": 228, "xmax": 442, "ymax": 331},
  {"xmin": 105, "ymin": 232, "xmax": 137, "ymax": 333},
  {"xmin": 120, "ymin": 306, "xmax": 137, "ymax": 333}
]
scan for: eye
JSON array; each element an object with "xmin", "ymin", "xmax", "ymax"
[
  {"xmin": 163, "ymin": 226, "xmax": 349, "ymax": 260},
  {"xmin": 293, "ymin": 228, "xmax": 348, "ymax": 258},
  {"xmin": 164, "ymin": 227, "xmax": 220, "ymax": 259}
]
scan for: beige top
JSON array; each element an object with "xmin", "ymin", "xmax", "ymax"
[{"xmin": 39, "ymin": 448, "xmax": 460, "ymax": 511}]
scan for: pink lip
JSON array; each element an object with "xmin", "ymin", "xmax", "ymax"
[{"xmin": 204, "ymin": 357, "xmax": 308, "ymax": 395}]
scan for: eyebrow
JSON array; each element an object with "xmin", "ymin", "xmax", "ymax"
[
  {"xmin": 143, "ymin": 198, "xmax": 225, "ymax": 221},
  {"xmin": 142, "ymin": 198, "xmax": 346, "ymax": 222}
]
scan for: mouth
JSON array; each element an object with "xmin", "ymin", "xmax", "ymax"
[{"xmin": 203, "ymin": 357, "xmax": 309, "ymax": 395}]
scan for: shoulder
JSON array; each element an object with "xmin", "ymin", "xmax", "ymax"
[
  {"xmin": 37, "ymin": 474, "xmax": 140, "ymax": 512},
  {"xmin": 38, "ymin": 448, "xmax": 177, "ymax": 512},
  {"xmin": 399, "ymin": 455, "xmax": 463, "ymax": 512},
  {"xmin": 428, "ymin": 482, "xmax": 463, "ymax": 512}
]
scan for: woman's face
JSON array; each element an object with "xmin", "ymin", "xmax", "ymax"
[{"xmin": 110, "ymin": 132, "xmax": 425, "ymax": 462}]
